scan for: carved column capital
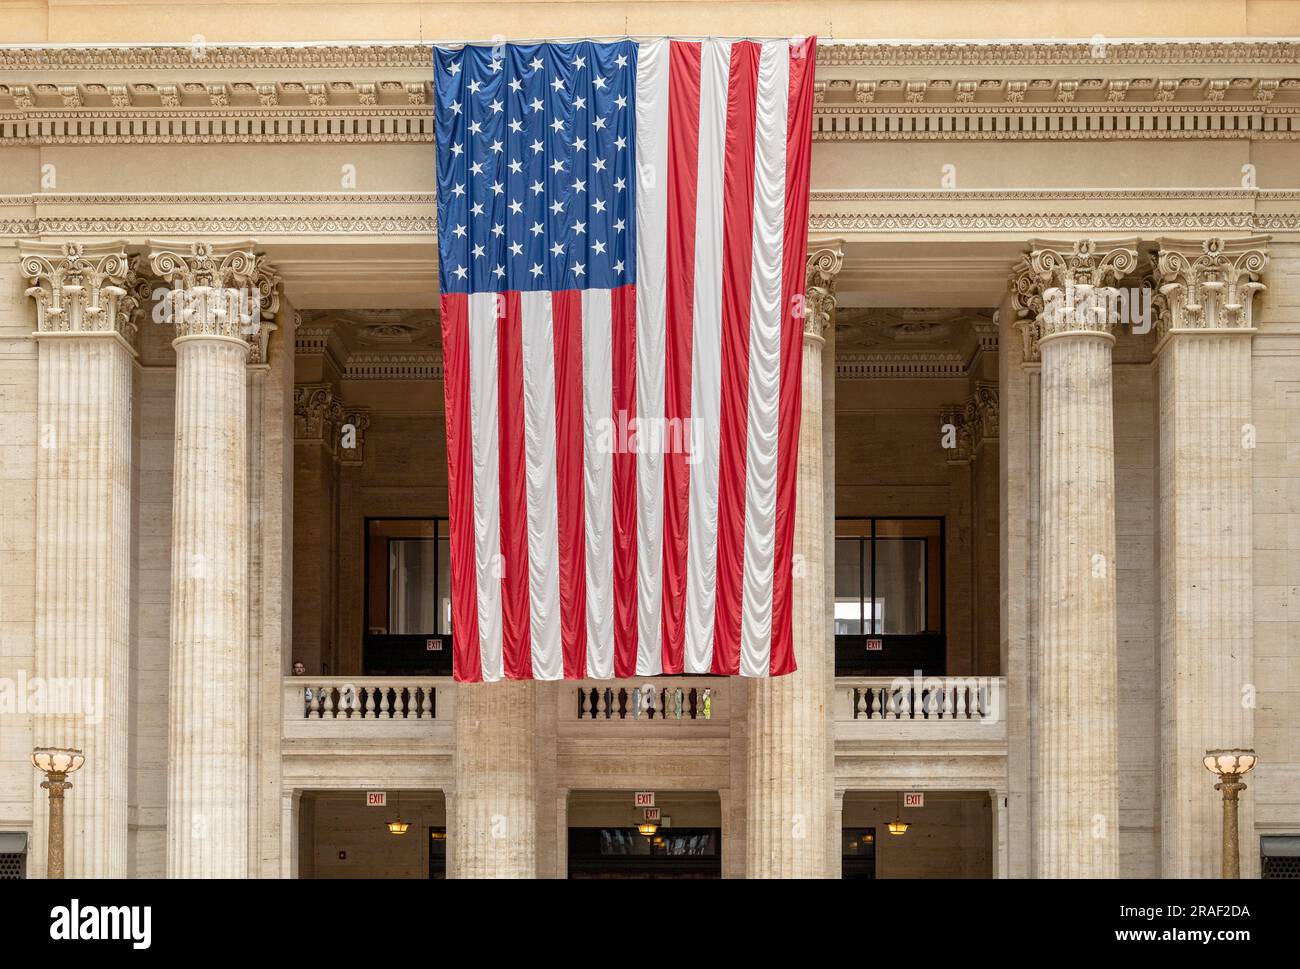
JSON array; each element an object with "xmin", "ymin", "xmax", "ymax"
[
  {"xmin": 805, "ymin": 242, "xmax": 845, "ymax": 340},
  {"xmin": 1154, "ymin": 236, "xmax": 1269, "ymax": 338},
  {"xmin": 1010, "ymin": 238, "xmax": 1140, "ymax": 360},
  {"xmin": 339, "ymin": 407, "xmax": 371, "ymax": 466},
  {"xmin": 939, "ymin": 381, "xmax": 999, "ymax": 464},
  {"xmin": 20, "ymin": 240, "xmax": 135, "ymax": 344},
  {"xmin": 293, "ymin": 383, "xmax": 347, "ymax": 449},
  {"xmin": 147, "ymin": 240, "xmax": 281, "ymax": 357}
]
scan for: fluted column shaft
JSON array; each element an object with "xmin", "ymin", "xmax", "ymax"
[
  {"xmin": 24, "ymin": 241, "xmax": 134, "ymax": 878},
  {"xmin": 451, "ymin": 681, "xmax": 537, "ymax": 877},
  {"xmin": 1155, "ymin": 237, "xmax": 1267, "ymax": 877},
  {"xmin": 153, "ymin": 240, "xmax": 269, "ymax": 878},
  {"xmin": 1035, "ymin": 328, "xmax": 1120, "ymax": 876},
  {"xmin": 167, "ymin": 334, "xmax": 249, "ymax": 877},
  {"xmin": 1021, "ymin": 239, "xmax": 1136, "ymax": 878},
  {"xmin": 746, "ymin": 247, "xmax": 839, "ymax": 878}
]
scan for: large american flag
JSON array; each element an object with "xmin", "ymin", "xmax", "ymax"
[{"xmin": 436, "ymin": 37, "xmax": 816, "ymax": 682}]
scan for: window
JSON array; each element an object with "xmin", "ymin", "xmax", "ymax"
[
  {"xmin": 366, "ymin": 519, "xmax": 451, "ymax": 636},
  {"xmin": 835, "ymin": 518, "xmax": 943, "ymax": 637},
  {"xmin": 0, "ymin": 832, "xmax": 27, "ymax": 879}
]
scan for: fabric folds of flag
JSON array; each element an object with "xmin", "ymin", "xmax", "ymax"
[{"xmin": 436, "ymin": 36, "xmax": 817, "ymax": 682}]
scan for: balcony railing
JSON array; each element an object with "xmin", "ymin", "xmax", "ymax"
[
  {"xmin": 834, "ymin": 677, "xmax": 1006, "ymax": 742},
  {"xmin": 283, "ymin": 677, "xmax": 454, "ymax": 742}
]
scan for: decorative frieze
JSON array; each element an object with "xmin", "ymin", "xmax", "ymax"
[
  {"xmin": 20, "ymin": 240, "xmax": 135, "ymax": 342},
  {"xmin": 1, "ymin": 40, "xmax": 1296, "ymax": 71},
  {"xmin": 1153, "ymin": 236, "xmax": 1270, "ymax": 338}
]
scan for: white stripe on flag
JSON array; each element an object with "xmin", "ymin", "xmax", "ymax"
[
  {"xmin": 468, "ymin": 292, "xmax": 504, "ymax": 682},
  {"xmin": 740, "ymin": 41, "xmax": 789, "ymax": 676},
  {"xmin": 634, "ymin": 39, "xmax": 670, "ymax": 675},
  {"xmin": 682, "ymin": 38, "xmax": 731, "ymax": 674},
  {"xmin": 581, "ymin": 288, "xmax": 616, "ymax": 679},
  {"xmin": 520, "ymin": 291, "xmax": 564, "ymax": 680}
]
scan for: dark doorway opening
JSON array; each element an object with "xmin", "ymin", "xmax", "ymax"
[{"xmin": 567, "ymin": 827, "xmax": 721, "ymax": 879}]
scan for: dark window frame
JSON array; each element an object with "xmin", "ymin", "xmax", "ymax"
[
  {"xmin": 834, "ymin": 516, "xmax": 946, "ymax": 677},
  {"xmin": 363, "ymin": 516, "xmax": 453, "ymax": 676}
]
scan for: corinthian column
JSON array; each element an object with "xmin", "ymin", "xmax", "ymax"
[
  {"xmin": 23, "ymin": 241, "xmax": 136, "ymax": 878},
  {"xmin": 1023, "ymin": 238, "xmax": 1137, "ymax": 877},
  {"xmin": 1154, "ymin": 237, "xmax": 1268, "ymax": 877},
  {"xmin": 451, "ymin": 682, "xmax": 537, "ymax": 878},
  {"xmin": 746, "ymin": 245, "xmax": 841, "ymax": 878},
  {"xmin": 151, "ymin": 240, "xmax": 269, "ymax": 878}
]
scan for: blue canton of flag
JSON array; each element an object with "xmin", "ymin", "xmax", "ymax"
[{"xmin": 435, "ymin": 41, "xmax": 638, "ymax": 295}]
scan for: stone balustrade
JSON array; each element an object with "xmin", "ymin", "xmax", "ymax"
[
  {"xmin": 571, "ymin": 679, "xmax": 725, "ymax": 724},
  {"xmin": 284, "ymin": 676, "xmax": 452, "ymax": 723},
  {"xmin": 835, "ymin": 677, "xmax": 1006, "ymax": 725}
]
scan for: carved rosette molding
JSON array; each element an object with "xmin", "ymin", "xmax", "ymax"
[
  {"xmin": 20, "ymin": 239, "xmax": 138, "ymax": 344},
  {"xmin": 805, "ymin": 244, "xmax": 844, "ymax": 339},
  {"xmin": 1153, "ymin": 236, "xmax": 1270, "ymax": 341},
  {"xmin": 940, "ymin": 381, "xmax": 999, "ymax": 463},
  {"xmin": 147, "ymin": 240, "xmax": 282, "ymax": 360}
]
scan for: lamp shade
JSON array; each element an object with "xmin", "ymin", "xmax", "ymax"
[
  {"xmin": 386, "ymin": 818, "xmax": 410, "ymax": 835},
  {"xmin": 1203, "ymin": 749, "xmax": 1258, "ymax": 776},
  {"xmin": 637, "ymin": 820, "xmax": 659, "ymax": 837},
  {"xmin": 31, "ymin": 747, "xmax": 85, "ymax": 775},
  {"xmin": 886, "ymin": 818, "xmax": 910, "ymax": 836}
]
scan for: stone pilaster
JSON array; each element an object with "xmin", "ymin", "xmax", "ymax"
[
  {"xmin": 1154, "ymin": 236, "xmax": 1268, "ymax": 878},
  {"xmin": 1022, "ymin": 238, "xmax": 1137, "ymax": 877},
  {"xmin": 151, "ymin": 239, "xmax": 267, "ymax": 878},
  {"xmin": 745, "ymin": 244, "xmax": 840, "ymax": 878},
  {"xmin": 23, "ymin": 240, "xmax": 135, "ymax": 877},
  {"xmin": 450, "ymin": 681, "xmax": 537, "ymax": 878}
]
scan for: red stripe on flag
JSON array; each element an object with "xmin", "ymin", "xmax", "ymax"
[
  {"xmin": 441, "ymin": 293, "xmax": 483, "ymax": 683},
  {"xmin": 496, "ymin": 290, "xmax": 534, "ymax": 679},
  {"xmin": 772, "ymin": 36, "xmax": 816, "ymax": 676},
  {"xmin": 552, "ymin": 290, "xmax": 588, "ymax": 679},
  {"xmin": 711, "ymin": 40, "xmax": 761, "ymax": 676},
  {"xmin": 659, "ymin": 40, "xmax": 702, "ymax": 676},
  {"xmin": 611, "ymin": 284, "xmax": 639, "ymax": 677}
]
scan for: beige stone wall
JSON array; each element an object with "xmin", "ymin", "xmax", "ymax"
[
  {"xmin": 1113, "ymin": 357, "xmax": 1160, "ymax": 877},
  {"xmin": 0, "ymin": 248, "xmax": 36, "ymax": 844},
  {"xmin": 1252, "ymin": 245, "xmax": 1300, "ymax": 859},
  {"xmin": 842, "ymin": 791, "xmax": 992, "ymax": 878},
  {"xmin": 128, "ymin": 366, "xmax": 174, "ymax": 877},
  {"xmin": 5, "ymin": 0, "xmax": 1299, "ymax": 45},
  {"xmin": 301, "ymin": 790, "xmax": 446, "ymax": 879}
]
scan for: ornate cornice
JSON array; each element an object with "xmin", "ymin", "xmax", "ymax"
[
  {"xmin": 19, "ymin": 239, "xmax": 136, "ymax": 343},
  {"xmin": 3, "ymin": 189, "xmax": 1300, "ymax": 238},
  {"xmin": 1154, "ymin": 236, "xmax": 1270, "ymax": 338},
  {"xmin": 0, "ymin": 40, "xmax": 1295, "ymax": 71},
  {"xmin": 815, "ymin": 40, "xmax": 1300, "ymax": 67},
  {"xmin": 805, "ymin": 244, "xmax": 845, "ymax": 339}
]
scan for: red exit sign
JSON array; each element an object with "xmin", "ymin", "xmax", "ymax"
[
  {"xmin": 903, "ymin": 792, "xmax": 924, "ymax": 808},
  {"xmin": 366, "ymin": 791, "xmax": 387, "ymax": 807},
  {"xmin": 865, "ymin": 638, "xmax": 883, "ymax": 651},
  {"xmin": 634, "ymin": 792, "xmax": 655, "ymax": 808},
  {"xmin": 426, "ymin": 639, "xmax": 443, "ymax": 652}
]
